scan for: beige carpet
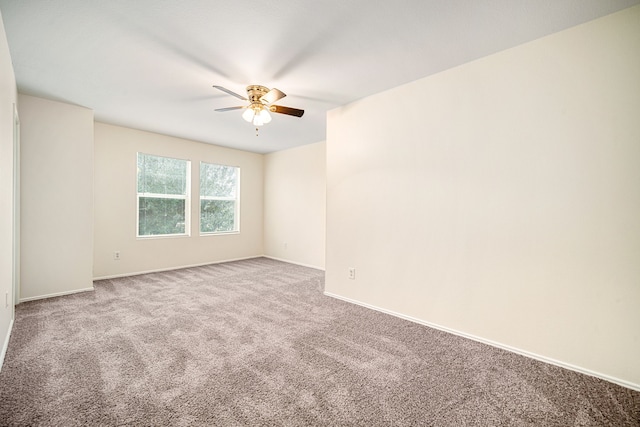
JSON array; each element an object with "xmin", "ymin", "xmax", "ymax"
[{"xmin": 0, "ymin": 258, "xmax": 638, "ymax": 426}]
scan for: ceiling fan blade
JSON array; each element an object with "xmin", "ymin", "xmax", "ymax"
[
  {"xmin": 270, "ymin": 105, "xmax": 304, "ymax": 117},
  {"xmin": 212, "ymin": 85, "xmax": 247, "ymax": 101},
  {"xmin": 260, "ymin": 88, "xmax": 286, "ymax": 105},
  {"xmin": 215, "ymin": 106, "xmax": 245, "ymax": 112}
]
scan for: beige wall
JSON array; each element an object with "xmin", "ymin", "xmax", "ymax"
[
  {"xmin": 0, "ymin": 10, "xmax": 18, "ymax": 365},
  {"xmin": 19, "ymin": 94, "xmax": 95, "ymax": 301},
  {"xmin": 326, "ymin": 6, "xmax": 640, "ymax": 389},
  {"xmin": 264, "ymin": 141, "xmax": 326, "ymax": 269},
  {"xmin": 93, "ymin": 122, "xmax": 264, "ymax": 278}
]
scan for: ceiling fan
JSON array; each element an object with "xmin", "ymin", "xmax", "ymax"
[{"xmin": 213, "ymin": 85, "xmax": 304, "ymax": 127}]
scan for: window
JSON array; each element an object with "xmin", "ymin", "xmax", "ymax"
[
  {"xmin": 137, "ymin": 153, "xmax": 190, "ymax": 237},
  {"xmin": 200, "ymin": 162, "xmax": 239, "ymax": 234}
]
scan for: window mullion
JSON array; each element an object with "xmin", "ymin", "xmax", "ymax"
[{"xmin": 139, "ymin": 193, "xmax": 186, "ymax": 199}]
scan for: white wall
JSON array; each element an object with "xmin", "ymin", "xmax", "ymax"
[
  {"xmin": 0, "ymin": 10, "xmax": 18, "ymax": 367},
  {"xmin": 19, "ymin": 94, "xmax": 95, "ymax": 301},
  {"xmin": 93, "ymin": 122, "xmax": 264, "ymax": 278},
  {"xmin": 264, "ymin": 141, "xmax": 326, "ymax": 270},
  {"xmin": 326, "ymin": 6, "xmax": 640, "ymax": 389}
]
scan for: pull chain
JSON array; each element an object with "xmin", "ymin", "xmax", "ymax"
[{"xmin": 256, "ymin": 127, "xmax": 259, "ymax": 137}]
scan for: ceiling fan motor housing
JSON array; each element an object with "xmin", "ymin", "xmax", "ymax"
[{"xmin": 247, "ymin": 85, "xmax": 270, "ymax": 104}]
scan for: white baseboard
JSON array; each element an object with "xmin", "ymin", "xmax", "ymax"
[
  {"xmin": 324, "ymin": 291, "xmax": 640, "ymax": 392},
  {"xmin": 0, "ymin": 318, "xmax": 14, "ymax": 373},
  {"xmin": 262, "ymin": 255, "xmax": 325, "ymax": 271},
  {"xmin": 93, "ymin": 255, "xmax": 263, "ymax": 281},
  {"xmin": 19, "ymin": 287, "xmax": 95, "ymax": 303}
]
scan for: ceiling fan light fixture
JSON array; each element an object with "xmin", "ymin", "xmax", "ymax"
[
  {"xmin": 259, "ymin": 108, "xmax": 272, "ymax": 124},
  {"xmin": 252, "ymin": 113, "xmax": 264, "ymax": 126},
  {"xmin": 242, "ymin": 107, "xmax": 255, "ymax": 123}
]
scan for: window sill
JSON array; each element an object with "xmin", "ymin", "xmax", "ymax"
[
  {"xmin": 200, "ymin": 231, "xmax": 240, "ymax": 237},
  {"xmin": 136, "ymin": 233, "xmax": 191, "ymax": 240}
]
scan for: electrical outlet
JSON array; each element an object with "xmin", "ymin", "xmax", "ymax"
[
  {"xmin": 348, "ymin": 267, "xmax": 356, "ymax": 280},
  {"xmin": 5, "ymin": 291, "xmax": 8, "ymax": 308},
  {"xmin": 114, "ymin": 251, "xmax": 121, "ymax": 260},
  {"xmin": 284, "ymin": 242, "xmax": 288, "ymax": 250}
]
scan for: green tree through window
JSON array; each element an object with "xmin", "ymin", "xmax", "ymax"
[
  {"xmin": 137, "ymin": 153, "xmax": 190, "ymax": 236},
  {"xmin": 200, "ymin": 162, "xmax": 239, "ymax": 233}
]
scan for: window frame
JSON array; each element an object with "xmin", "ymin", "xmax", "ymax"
[
  {"xmin": 136, "ymin": 152, "xmax": 191, "ymax": 239},
  {"xmin": 199, "ymin": 161, "xmax": 240, "ymax": 235}
]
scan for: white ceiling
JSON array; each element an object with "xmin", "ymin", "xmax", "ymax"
[{"xmin": 1, "ymin": 1, "xmax": 638, "ymax": 153}]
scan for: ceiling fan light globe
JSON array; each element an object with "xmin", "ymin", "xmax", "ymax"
[
  {"xmin": 259, "ymin": 108, "xmax": 272, "ymax": 124},
  {"xmin": 242, "ymin": 108, "xmax": 255, "ymax": 122},
  {"xmin": 253, "ymin": 115, "xmax": 264, "ymax": 126}
]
